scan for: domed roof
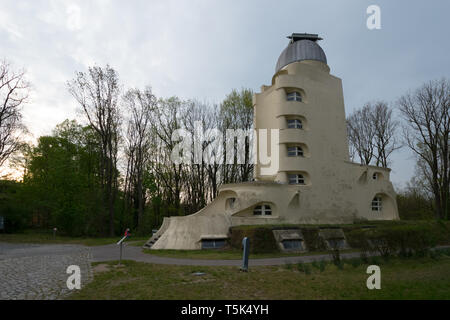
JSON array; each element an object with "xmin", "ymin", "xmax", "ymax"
[{"xmin": 275, "ymin": 34, "xmax": 327, "ymax": 73}]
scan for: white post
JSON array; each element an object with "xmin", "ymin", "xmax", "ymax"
[{"xmin": 117, "ymin": 235, "xmax": 128, "ymax": 266}]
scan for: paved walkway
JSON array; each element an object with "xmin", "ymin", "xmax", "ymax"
[
  {"xmin": 91, "ymin": 243, "xmax": 364, "ymax": 266},
  {"xmin": 0, "ymin": 243, "xmax": 93, "ymax": 300}
]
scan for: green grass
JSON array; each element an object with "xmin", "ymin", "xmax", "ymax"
[
  {"xmin": 69, "ymin": 254, "xmax": 450, "ymax": 300},
  {"xmin": 0, "ymin": 231, "xmax": 148, "ymax": 247},
  {"xmin": 143, "ymin": 248, "xmax": 357, "ymax": 260}
]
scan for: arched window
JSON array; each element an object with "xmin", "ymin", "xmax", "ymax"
[
  {"xmin": 288, "ymin": 174, "xmax": 305, "ymax": 185},
  {"xmin": 286, "ymin": 91, "xmax": 302, "ymax": 102},
  {"xmin": 371, "ymin": 196, "xmax": 382, "ymax": 211},
  {"xmin": 253, "ymin": 204, "xmax": 272, "ymax": 216},
  {"xmin": 288, "ymin": 146, "xmax": 304, "ymax": 157},
  {"xmin": 287, "ymin": 118, "xmax": 303, "ymax": 129},
  {"xmin": 226, "ymin": 198, "xmax": 236, "ymax": 210}
]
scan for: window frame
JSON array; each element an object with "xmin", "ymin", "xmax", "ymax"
[
  {"xmin": 287, "ymin": 118, "xmax": 303, "ymax": 129},
  {"xmin": 201, "ymin": 239, "xmax": 226, "ymax": 249},
  {"xmin": 287, "ymin": 146, "xmax": 304, "ymax": 157},
  {"xmin": 253, "ymin": 204, "xmax": 272, "ymax": 216},
  {"xmin": 281, "ymin": 239, "xmax": 303, "ymax": 250},
  {"xmin": 371, "ymin": 196, "xmax": 382, "ymax": 211},
  {"xmin": 288, "ymin": 174, "xmax": 305, "ymax": 185},
  {"xmin": 286, "ymin": 91, "xmax": 302, "ymax": 102}
]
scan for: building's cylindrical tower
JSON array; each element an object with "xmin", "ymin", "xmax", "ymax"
[{"xmin": 254, "ymin": 33, "xmax": 350, "ymax": 185}]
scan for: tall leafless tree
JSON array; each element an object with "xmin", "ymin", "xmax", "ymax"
[
  {"xmin": 372, "ymin": 101, "xmax": 400, "ymax": 167},
  {"xmin": 220, "ymin": 88, "xmax": 254, "ymax": 183},
  {"xmin": 347, "ymin": 101, "xmax": 399, "ymax": 168},
  {"xmin": 67, "ymin": 65, "xmax": 122, "ymax": 236},
  {"xmin": 123, "ymin": 87, "xmax": 156, "ymax": 230},
  {"xmin": 347, "ymin": 104, "xmax": 376, "ymax": 165},
  {"xmin": 152, "ymin": 97, "xmax": 187, "ymax": 212},
  {"xmin": 0, "ymin": 60, "xmax": 29, "ymax": 167},
  {"xmin": 398, "ymin": 78, "xmax": 450, "ymax": 220}
]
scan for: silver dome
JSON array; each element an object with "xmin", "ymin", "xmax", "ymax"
[{"xmin": 275, "ymin": 38, "xmax": 327, "ymax": 73}]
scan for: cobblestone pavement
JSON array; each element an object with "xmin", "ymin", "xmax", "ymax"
[{"xmin": 0, "ymin": 243, "xmax": 93, "ymax": 300}]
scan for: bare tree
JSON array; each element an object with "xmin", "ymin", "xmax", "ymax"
[
  {"xmin": 372, "ymin": 101, "xmax": 400, "ymax": 167},
  {"xmin": 67, "ymin": 65, "xmax": 122, "ymax": 236},
  {"xmin": 123, "ymin": 87, "xmax": 156, "ymax": 230},
  {"xmin": 398, "ymin": 78, "xmax": 450, "ymax": 220},
  {"xmin": 347, "ymin": 104, "xmax": 376, "ymax": 165},
  {"xmin": 0, "ymin": 60, "xmax": 29, "ymax": 167},
  {"xmin": 347, "ymin": 101, "xmax": 399, "ymax": 168},
  {"xmin": 151, "ymin": 97, "xmax": 187, "ymax": 212},
  {"xmin": 220, "ymin": 88, "xmax": 254, "ymax": 183}
]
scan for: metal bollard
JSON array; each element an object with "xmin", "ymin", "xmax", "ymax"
[
  {"xmin": 117, "ymin": 235, "xmax": 128, "ymax": 266},
  {"xmin": 241, "ymin": 237, "xmax": 250, "ymax": 272},
  {"xmin": 119, "ymin": 242, "xmax": 123, "ymax": 265},
  {"xmin": 117, "ymin": 228, "xmax": 131, "ymax": 266}
]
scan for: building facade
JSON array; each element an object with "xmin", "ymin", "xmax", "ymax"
[{"xmin": 145, "ymin": 33, "xmax": 399, "ymax": 250}]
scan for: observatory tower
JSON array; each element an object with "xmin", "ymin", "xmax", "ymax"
[{"xmin": 144, "ymin": 33, "xmax": 399, "ymax": 250}]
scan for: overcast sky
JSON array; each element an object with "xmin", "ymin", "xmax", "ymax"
[{"xmin": 1, "ymin": 0, "xmax": 449, "ymax": 188}]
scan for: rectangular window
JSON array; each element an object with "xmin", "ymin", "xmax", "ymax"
[
  {"xmin": 201, "ymin": 239, "xmax": 226, "ymax": 249},
  {"xmin": 286, "ymin": 92, "xmax": 302, "ymax": 102},
  {"xmin": 254, "ymin": 205, "xmax": 272, "ymax": 216},
  {"xmin": 282, "ymin": 239, "xmax": 303, "ymax": 250},
  {"xmin": 287, "ymin": 146, "xmax": 303, "ymax": 157},
  {"xmin": 371, "ymin": 197, "xmax": 382, "ymax": 211},
  {"xmin": 287, "ymin": 147, "xmax": 297, "ymax": 156},
  {"xmin": 288, "ymin": 174, "xmax": 305, "ymax": 185},
  {"xmin": 287, "ymin": 119, "xmax": 302, "ymax": 129}
]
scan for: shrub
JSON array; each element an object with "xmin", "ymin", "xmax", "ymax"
[
  {"xmin": 429, "ymin": 249, "xmax": 441, "ymax": 260},
  {"xmin": 311, "ymin": 261, "xmax": 319, "ymax": 270},
  {"xmin": 301, "ymin": 228, "xmax": 327, "ymax": 251},
  {"xmin": 346, "ymin": 222, "xmax": 446, "ymax": 259},
  {"xmin": 284, "ymin": 263, "xmax": 293, "ymax": 270},
  {"xmin": 296, "ymin": 262, "xmax": 311, "ymax": 275},
  {"xmin": 318, "ymin": 260, "xmax": 327, "ymax": 272},
  {"xmin": 229, "ymin": 226, "xmax": 278, "ymax": 253},
  {"xmin": 330, "ymin": 248, "xmax": 341, "ymax": 265},
  {"xmin": 440, "ymin": 247, "xmax": 450, "ymax": 256},
  {"xmin": 346, "ymin": 229, "xmax": 374, "ymax": 256},
  {"xmin": 312, "ymin": 260, "xmax": 327, "ymax": 272},
  {"xmin": 348, "ymin": 258, "xmax": 362, "ymax": 268},
  {"xmin": 369, "ymin": 256, "xmax": 381, "ymax": 265}
]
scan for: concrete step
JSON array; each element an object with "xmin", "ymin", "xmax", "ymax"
[{"xmin": 143, "ymin": 235, "xmax": 161, "ymax": 249}]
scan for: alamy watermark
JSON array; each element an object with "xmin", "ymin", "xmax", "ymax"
[
  {"xmin": 366, "ymin": 265, "xmax": 381, "ymax": 289},
  {"xmin": 66, "ymin": 265, "xmax": 81, "ymax": 290},
  {"xmin": 170, "ymin": 122, "xmax": 280, "ymax": 174},
  {"xmin": 367, "ymin": 5, "xmax": 381, "ymax": 30}
]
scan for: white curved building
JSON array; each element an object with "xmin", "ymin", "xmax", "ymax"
[{"xmin": 145, "ymin": 33, "xmax": 399, "ymax": 250}]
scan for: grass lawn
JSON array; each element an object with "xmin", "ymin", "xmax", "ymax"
[
  {"xmin": 142, "ymin": 248, "xmax": 357, "ymax": 260},
  {"xmin": 0, "ymin": 231, "xmax": 149, "ymax": 247},
  {"xmin": 69, "ymin": 254, "xmax": 450, "ymax": 300}
]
